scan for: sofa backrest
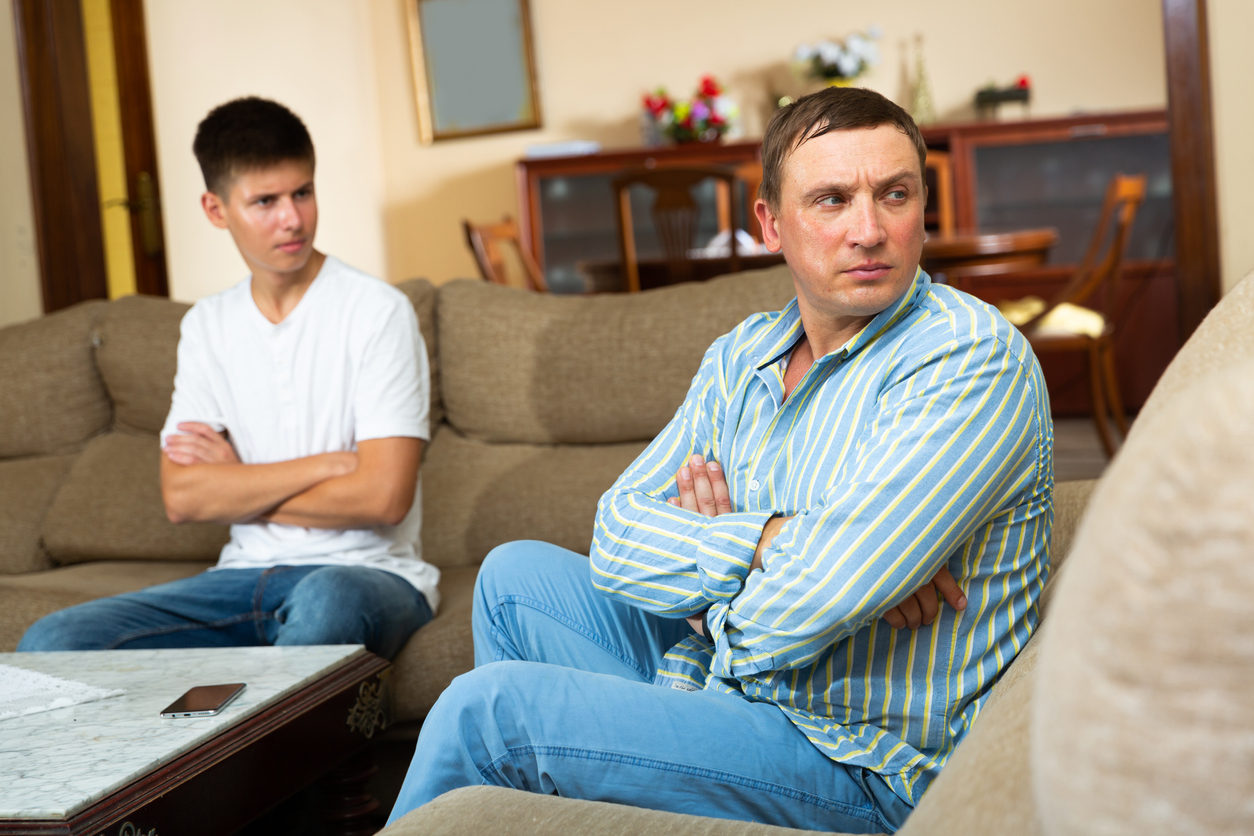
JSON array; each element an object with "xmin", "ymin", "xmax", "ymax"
[
  {"xmin": 0, "ymin": 278, "xmax": 444, "ymax": 573},
  {"xmin": 420, "ymin": 266, "xmax": 798, "ymax": 567},
  {"xmin": 1133, "ymin": 269, "xmax": 1254, "ymax": 431},
  {"xmin": 436, "ymin": 266, "xmax": 796, "ymax": 445},
  {"xmin": 0, "ymin": 303, "xmax": 111, "ymax": 574}
]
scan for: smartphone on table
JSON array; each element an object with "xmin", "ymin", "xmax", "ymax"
[{"xmin": 159, "ymin": 683, "xmax": 246, "ymax": 718}]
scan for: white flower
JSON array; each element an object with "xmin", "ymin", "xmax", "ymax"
[
  {"xmin": 846, "ymin": 33, "xmax": 867, "ymax": 58},
  {"xmin": 793, "ymin": 43, "xmax": 816, "ymax": 63},
  {"xmin": 713, "ymin": 95, "xmax": 739, "ymax": 120},
  {"xmin": 817, "ymin": 40, "xmax": 843, "ymax": 65},
  {"xmin": 837, "ymin": 52, "xmax": 861, "ymax": 77},
  {"xmin": 861, "ymin": 42, "xmax": 880, "ymax": 66}
]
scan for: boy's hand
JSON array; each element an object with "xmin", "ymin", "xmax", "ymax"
[{"xmin": 164, "ymin": 422, "xmax": 240, "ymax": 466}]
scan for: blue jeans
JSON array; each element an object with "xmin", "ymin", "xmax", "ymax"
[
  {"xmin": 18, "ymin": 565, "xmax": 432, "ymax": 659},
  {"xmin": 388, "ymin": 541, "xmax": 912, "ymax": 833}
]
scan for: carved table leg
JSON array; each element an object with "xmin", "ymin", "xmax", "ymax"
[{"xmin": 319, "ymin": 746, "xmax": 381, "ymax": 836}]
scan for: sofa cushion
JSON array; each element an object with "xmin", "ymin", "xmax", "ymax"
[
  {"xmin": 95, "ymin": 294, "xmax": 188, "ymax": 436},
  {"xmin": 437, "ymin": 266, "xmax": 796, "ymax": 445},
  {"xmin": 42, "ymin": 433, "xmax": 229, "ymax": 564},
  {"xmin": 421, "ymin": 425, "xmax": 647, "ymax": 568},
  {"xmin": 383, "ymin": 785, "xmax": 840, "ymax": 836},
  {"xmin": 0, "ymin": 300, "xmax": 110, "ymax": 457},
  {"xmin": 0, "ymin": 454, "xmax": 77, "ymax": 575},
  {"xmin": 391, "ymin": 564, "xmax": 476, "ymax": 721},
  {"xmin": 1034, "ymin": 357, "xmax": 1254, "ymax": 836},
  {"xmin": 1038, "ymin": 478, "xmax": 1098, "ymax": 616},
  {"xmin": 395, "ymin": 278, "xmax": 444, "ymax": 429},
  {"xmin": 0, "ymin": 559, "xmax": 211, "ymax": 651}
]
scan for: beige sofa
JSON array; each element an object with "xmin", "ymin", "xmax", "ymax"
[
  {"xmin": 380, "ymin": 271, "xmax": 1254, "ymax": 836},
  {"xmin": 0, "ymin": 265, "xmax": 798, "ymax": 726}
]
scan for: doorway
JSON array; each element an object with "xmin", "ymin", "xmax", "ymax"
[{"xmin": 13, "ymin": 0, "xmax": 167, "ymax": 313}]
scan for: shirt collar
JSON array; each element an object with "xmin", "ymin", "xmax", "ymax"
[{"xmin": 755, "ymin": 267, "xmax": 931, "ymax": 370}]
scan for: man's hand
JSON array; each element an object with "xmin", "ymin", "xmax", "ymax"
[
  {"xmin": 163, "ymin": 422, "xmax": 242, "ymax": 466},
  {"xmin": 881, "ymin": 566, "xmax": 968, "ymax": 629},
  {"xmin": 667, "ymin": 454, "xmax": 732, "ymax": 518}
]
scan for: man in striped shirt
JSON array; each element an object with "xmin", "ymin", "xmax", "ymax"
[{"xmin": 389, "ymin": 87, "xmax": 1052, "ymax": 833}]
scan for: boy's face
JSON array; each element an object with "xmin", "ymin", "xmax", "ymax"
[{"xmin": 201, "ymin": 159, "xmax": 318, "ymax": 280}]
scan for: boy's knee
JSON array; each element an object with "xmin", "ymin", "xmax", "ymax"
[{"xmin": 18, "ymin": 610, "xmax": 89, "ymax": 651}]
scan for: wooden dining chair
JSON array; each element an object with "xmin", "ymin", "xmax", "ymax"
[
  {"xmin": 611, "ymin": 166, "xmax": 739, "ymax": 293},
  {"xmin": 1000, "ymin": 173, "xmax": 1148, "ymax": 458},
  {"xmin": 924, "ymin": 150, "xmax": 955, "ymax": 236},
  {"xmin": 733, "ymin": 160, "xmax": 764, "ymax": 243},
  {"xmin": 462, "ymin": 215, "xmax": 548, "ymax": 292}
]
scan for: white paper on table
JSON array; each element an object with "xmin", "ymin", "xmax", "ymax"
[{"xmin": 0, "ymin": 663, "xmax": 125, "ymax": 721}]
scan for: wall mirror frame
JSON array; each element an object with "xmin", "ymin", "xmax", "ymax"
[{"xmin": 405, "ymin": 0, "xmax": 543, "ymax": 144}]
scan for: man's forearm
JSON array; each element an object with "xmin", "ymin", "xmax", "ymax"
[{"xmin": 161, "ymin": 453, "xmax": 355, "ymax": 525}]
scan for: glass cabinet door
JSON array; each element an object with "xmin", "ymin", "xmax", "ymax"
[
  {"xmin": 972, "ymin": 132, "xmax": 1174, "ymax": 264},
  {"xmin": 537, "ymin": 172, "xmax": 745, "ymax": 293}
]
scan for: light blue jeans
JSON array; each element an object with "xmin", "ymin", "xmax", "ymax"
[
  {"xmin": 388, "ymin": 541, "xmax": 912, "ymax": 833},
  {"xmin": 17, "ymin": 564, "xmax": 431, "ymax": 659}
]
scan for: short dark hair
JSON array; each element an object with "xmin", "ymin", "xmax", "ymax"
[
  {"xmin": 759, "ymin": 87, "xmax": 926, "ymax": 210},
  {"xmin": 192, "ymin": 97, "xmax": 315, "ymax": 197}
]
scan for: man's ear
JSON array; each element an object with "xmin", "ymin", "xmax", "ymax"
[
  {"xmin": 200, "ymin": 191, "xmax": 229, "ymax": 229},
  {"xmin": 755, "ymin": 199, "xmax": 782, "ymax": 254}
]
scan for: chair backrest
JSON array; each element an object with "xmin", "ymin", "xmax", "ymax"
[
  {"xmin": 924, "ymin": 150, "xmax": 956, "ymax": 236},
  {"xmin": 462, "ymin": 215, "xmax": 548, "ymax": 292},
  {"xmin": 733, "ymin": 160, "xmax": 764, "ymax": 242},
  {"xmin": 611, "ymin": 166, "xmax": 739, "ymax": 293},
  {"xmin": 1028, "ymin": 173, "xmax": 1147, "ymax": 328}
]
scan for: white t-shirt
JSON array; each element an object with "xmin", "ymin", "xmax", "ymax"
[{"xmin": 160, "ymin": 256, "xmax": 440, "ymax": 612}]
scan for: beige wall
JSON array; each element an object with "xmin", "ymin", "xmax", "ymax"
[
  {"xmin": 1208, "ymin": 0, "xmax": 1254, "ymax": 293},
  {"xmin": 370, "ymin": 0, "xmax": 1167, "ymax": 286},
  {"xmin": 144, "ymin": 0, "xmax": 388, "ymax": 303},
  {"xmin": 144, "ymin": 0, "xmax": 1167, "ymax": 300},
  {"xmin": 0, "ymin": 0, "xmax": 42, "ymax": 327}
]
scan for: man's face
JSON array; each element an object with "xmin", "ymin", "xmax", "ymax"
[
  {"xmin": 201, "ymin": 159, "xmax": 318, "ymax": 279},
  {"xmin": 757, "ymin": 124, "xmax": 926, "ymax": 327}
]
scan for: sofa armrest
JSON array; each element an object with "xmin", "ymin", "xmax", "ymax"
[{"xmin": 381, "ymin": 786, "xmax": 859, "ymax": 836}]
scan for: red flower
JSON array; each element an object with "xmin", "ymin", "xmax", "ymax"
[
  {"xmin": 642, "ymin": 91, "xmax": 671, "ymax": 117},
  {"xmin": 1015, "ymin": 74, "xmax": 1031, "ymax": 89},
  {"xmin": 698, "ymin": 75, "xmax": 722, "ymax": 98}
]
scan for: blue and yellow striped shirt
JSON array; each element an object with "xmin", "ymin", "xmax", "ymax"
[{"xmin": 590, "ymin": 269, "xmax": 1052, "ymax": 806}]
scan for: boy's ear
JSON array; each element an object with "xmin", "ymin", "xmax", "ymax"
[{"xmin": 201, "ymin": 191, "xmax": 229, "ymax": 229}]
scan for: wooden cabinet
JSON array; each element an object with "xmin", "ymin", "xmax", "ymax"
[
  {"xmin": 514, "ymin": 111, "xmax": 1179, "ymax": 415},
  {"xmin": 516, "ymin": 142, "xmax": 760, "ymax": 293},
  {"xmin": 920, "ymin": 110, "xmax": 1179, "ymax": 415}
]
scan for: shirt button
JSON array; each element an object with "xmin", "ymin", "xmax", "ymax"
[{"xmin": 748, "ymin": 479, "xmax": 761, "ymax": 492}]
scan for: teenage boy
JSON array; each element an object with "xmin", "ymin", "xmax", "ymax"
[
  {"xmin": 388, "ymin": 87, "xmax": 1051, "ymax": 832},
  {"xmin": 20, "ymin": 97, "xmax": 437, "ymax": 657}
]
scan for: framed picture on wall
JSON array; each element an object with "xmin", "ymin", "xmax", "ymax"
[{"xmin": 405, "ymin": 0, "xmax": 543, "ymax": 144}]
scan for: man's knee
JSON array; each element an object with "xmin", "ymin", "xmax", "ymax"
[
  {"xmin": 476, "ymin": 540, "xmax": 570, "ymax": 602},
  {"xmin": 430, "ymin": 661, "xmax": 542, "ymax": 732}
]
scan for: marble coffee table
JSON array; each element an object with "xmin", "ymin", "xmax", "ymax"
[{"xmin": 0, "ymin": 646, "xmax": 391, "ymax": 836}]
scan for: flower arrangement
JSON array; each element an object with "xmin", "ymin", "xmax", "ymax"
[
  {"xmin": 642, "ymin": 75, "xmax": 738, "ymax": 144},
  {"xmin": 793, "ymin": 26, "xmax": 883, "ymax": 85}
]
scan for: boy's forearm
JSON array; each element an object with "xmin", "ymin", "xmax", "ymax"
[
  {"xmin": 161, "ymin": 453, "xmax": 355, "ymax": 525},
  {"xmin": 264, "ymin": 437, "xmax": 424, "ymax": 530}
]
